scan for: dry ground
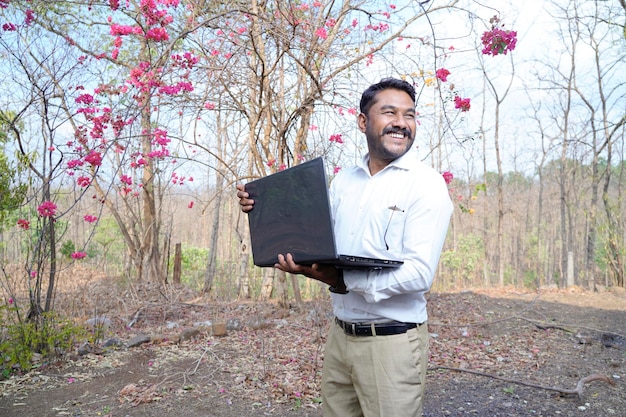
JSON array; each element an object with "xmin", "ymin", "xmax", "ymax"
[{"xmin": 0, "ymin": 277, "xmax": 625, "ymax": 417}]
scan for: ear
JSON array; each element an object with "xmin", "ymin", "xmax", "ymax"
[{"xmin": 357, "ymin": 112, "xmax": 367, "ymax": 133}]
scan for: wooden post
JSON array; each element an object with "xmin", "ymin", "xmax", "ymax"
[{"xmin": 173, "ymin": 243, "xmax": 182, "ymax": 284}]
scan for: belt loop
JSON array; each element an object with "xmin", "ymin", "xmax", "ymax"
[{"xmin": 371, "ymin": 323, "xmax": 377, "ymax": 336}]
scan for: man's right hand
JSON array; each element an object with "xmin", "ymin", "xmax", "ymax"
[
  {"xmin": 236, "ymin": 184, "xmax": 254, "ymax": 213},
  {"xmin": 275, "ymin": 253, "xmax": 344, "ymax": 290}
]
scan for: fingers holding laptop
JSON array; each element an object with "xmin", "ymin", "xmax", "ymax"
[
  {"xmin": 236, "ymin": 184, "xmax": 254, "ymax": 212},
  {"xmin": 274, "ymin": 253, "xmax": 341, "ymax": 288}
]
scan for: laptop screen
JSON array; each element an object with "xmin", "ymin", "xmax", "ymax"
[{"xmin": 245, "ymin": 158, "xmax": 338, "ymax": 267}]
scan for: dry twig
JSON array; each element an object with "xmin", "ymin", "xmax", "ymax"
[{"xmin": 430, "ymin": 366, "xmax": 616, "ymax": 399}]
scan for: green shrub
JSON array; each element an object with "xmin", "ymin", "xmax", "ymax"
[
  {"xmin": 0, "ymin": 302, "xmax": 86, "ymax": 378},
  {"xmin": 440, "ymin": 234, "xmax": 484, "ymax": 286},
  {"xmin": 60, "ymin": 240, "xmax": 76, "ymax": 258}
]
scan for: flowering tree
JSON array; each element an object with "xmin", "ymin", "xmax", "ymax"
[
  {"xmin": 0, "ymin": 15, "xmax": 86, "ymax": 319},
  {"xmin": 0, "ymin": 0, "xmax": 218, "ymax": 288},
  {"xmin": 185, "ymin": 0, "xmax": 470, "ymax": 301},
  {"xmin": 0, "ymin": 0, "xmax": 518, "ymax": 311},
  {"xmin": 455, "ymin": 15, "xmax": 518, "ymax": 287},
  {"xmin": 186, "ymin": 1, "xmax": 452, "ymax": 172}
]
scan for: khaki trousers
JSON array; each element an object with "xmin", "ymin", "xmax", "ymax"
[{"xmin": 321, "ymin": 320, "xmax": 429, "ymax": 417}]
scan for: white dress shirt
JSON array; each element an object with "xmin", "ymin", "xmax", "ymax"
[{"xmin": 329, "ymin": 148, "xmax": 453, "ymax": 324}]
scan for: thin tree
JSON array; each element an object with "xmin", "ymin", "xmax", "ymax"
[{"xmin": 477, "ymin": 16, "xmax": 516, "ymax": 286}]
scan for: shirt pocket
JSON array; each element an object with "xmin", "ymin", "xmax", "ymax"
[{"xmin": 362, "ymin": 202, "xmax": 407, "ymax": 258}]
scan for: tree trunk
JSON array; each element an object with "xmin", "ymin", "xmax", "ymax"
[
  {"xmin": 290, "ymin": 274, "xmax": 303, "ymax": 309},
  {"xmin": 494, "ymin": 103, "xmax": 505, "ymax": 287},
  {"xmin": 203, "ymin": 189, "xmax": 222, "ymax": 293},
  {"xmin": 259, "ymin": 268, "xmax": 274, "ymax": 300},
  {"xmin": 276, "ymin": 269, "xmax": 289, "ymax": 308},
  {"xmin": 239, "ymin": 250, "xmax": 251, "ymax": 298}
]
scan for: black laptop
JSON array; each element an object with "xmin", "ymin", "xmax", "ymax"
[{"xmin": 244, "ymin": 157, "xmax": 403, "ymax": 269}]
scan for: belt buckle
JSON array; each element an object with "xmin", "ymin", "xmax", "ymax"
[{"xmin": 350, "ymin": 323, "xmax": 356, "ymax": 336}]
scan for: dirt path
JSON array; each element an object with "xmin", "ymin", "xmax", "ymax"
[{"xmin": 1, "ymin": 288, "xmax": 624, "ymax": 417}]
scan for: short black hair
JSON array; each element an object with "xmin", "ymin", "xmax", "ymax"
[{"xmin": 359, "ymin": 78, "xmax": 416, "ymax": 115}]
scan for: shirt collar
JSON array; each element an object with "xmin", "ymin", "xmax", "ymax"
[{"xmin": 358, "ymin": 148, "xmax": 417, "ymax": 175}]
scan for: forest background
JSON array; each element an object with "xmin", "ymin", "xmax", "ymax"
[{"xmin": 0, "ymin": 0, "xmax": 624, "ymax": 375}]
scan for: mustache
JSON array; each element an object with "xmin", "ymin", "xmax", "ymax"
[{"xmin": 382, "ymin": 127, "xmax": 411, "ymax": 137}]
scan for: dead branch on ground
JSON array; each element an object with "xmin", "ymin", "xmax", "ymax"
[
  {"xmin": 430, "ymin": 366, "xmax": 616, "ymax": 399},
  {"xmin": 430, "ymin": 315, "xmax": 626, "ymax": 340}
]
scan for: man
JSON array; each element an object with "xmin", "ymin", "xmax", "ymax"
[{"xmin": 237, "ymin": 78, "xmax": 453, "ymax": 417}]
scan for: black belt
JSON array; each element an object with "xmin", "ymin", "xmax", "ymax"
[{"xmin": 335, "ymin": 318, "xmax": 420, "ymax": 337}]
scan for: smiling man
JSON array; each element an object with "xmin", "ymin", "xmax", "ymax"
[
  {"xmin": 237, "ymin": 78, "xmax": 453, "ymax": 417},
  {"xmin": 359, "ymin": 81, "xmax": 417, "ymax": 174}
]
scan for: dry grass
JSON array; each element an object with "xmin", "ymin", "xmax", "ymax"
[{"xmin": 0, "ymin": 264, "xmax": 201, "ymax": 325}]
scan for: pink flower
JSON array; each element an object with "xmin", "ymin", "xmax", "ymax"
[
  {"xmin": 84, "ymin": 214, "xmax": 98, "ymax": 223},
  {"xmin": 24, "ymin": 9, "xmax": 35, "ymax": 26},
  {"xmin": 71, "ymin": 252, "xmax": 87, "ymax": 260},
  {"xmin": 267, "ymin": 159, "xmax": 276, "ymax": 168},
  {"xmin": 333, "ymin": 166, "xmax": 341, "ymax": 174},
  {"xmin": 84, "ymin": 151, "xmax": 103, "ymax": 166},
  {"xmin": 8, "ymin": 297, "xmax": 13, "ymax": 305},
  {"xmin": 188, "ymin": 201, "xmax": 194, "ymax": 209},
  {"xmin": 77, "ymin": 176, "xmax": 91, "ymax": 187},
  {"xmin": 436, "ymin": 68, "xmax": 450, "ymax": 82},
  {"xmin": 75, "ymin": 93, "xmax": 94, "ymax": 105},
  {"xmin": 481, "ymin": 28, "xmax": 517, "ymax": 56},
  {"xmin": 147, "ymin": 148, "xmax": 169, "ymax": 159},
  {"xmin": 110, "ymin": 24, "xmax": 137, "ymax": 36},
  {"xmin": 67, "ymin": 159, "xmax": 85, "ymax": 169},
  {"xmin": 442, "ymin": 171, "xmax": 454, "ymax": 184},
  {"xmin": 315, "ymin": 28, "xmax": 328, "ymax": 40},
  {"xmin": 329, "ymin": 133, "xmax": 343, "ymax": 144},
  {"xmin": 37, "ymin": 201, "xmax": 57, "ymax": 217},
  {"xmin": 146, "ymin": 27, "xmax": 169, "ymax": 42},
  {"xmin": 454, "ymin": 96, "xmax": 471, "ymax": 112},
  {"xmin": 204, "ymin": 102, "xmax": 215, "ymax": 110},
  {"xmin": 17, "ymin": 219, "xmax": 30, "ymax": 230},
  {"xmin": 152, "ymin": 128, "xmax": 170, "ymax": 146},
  {"xmin": 67, "ymin": 377, "xmax": 76, "ymax": 383}
]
